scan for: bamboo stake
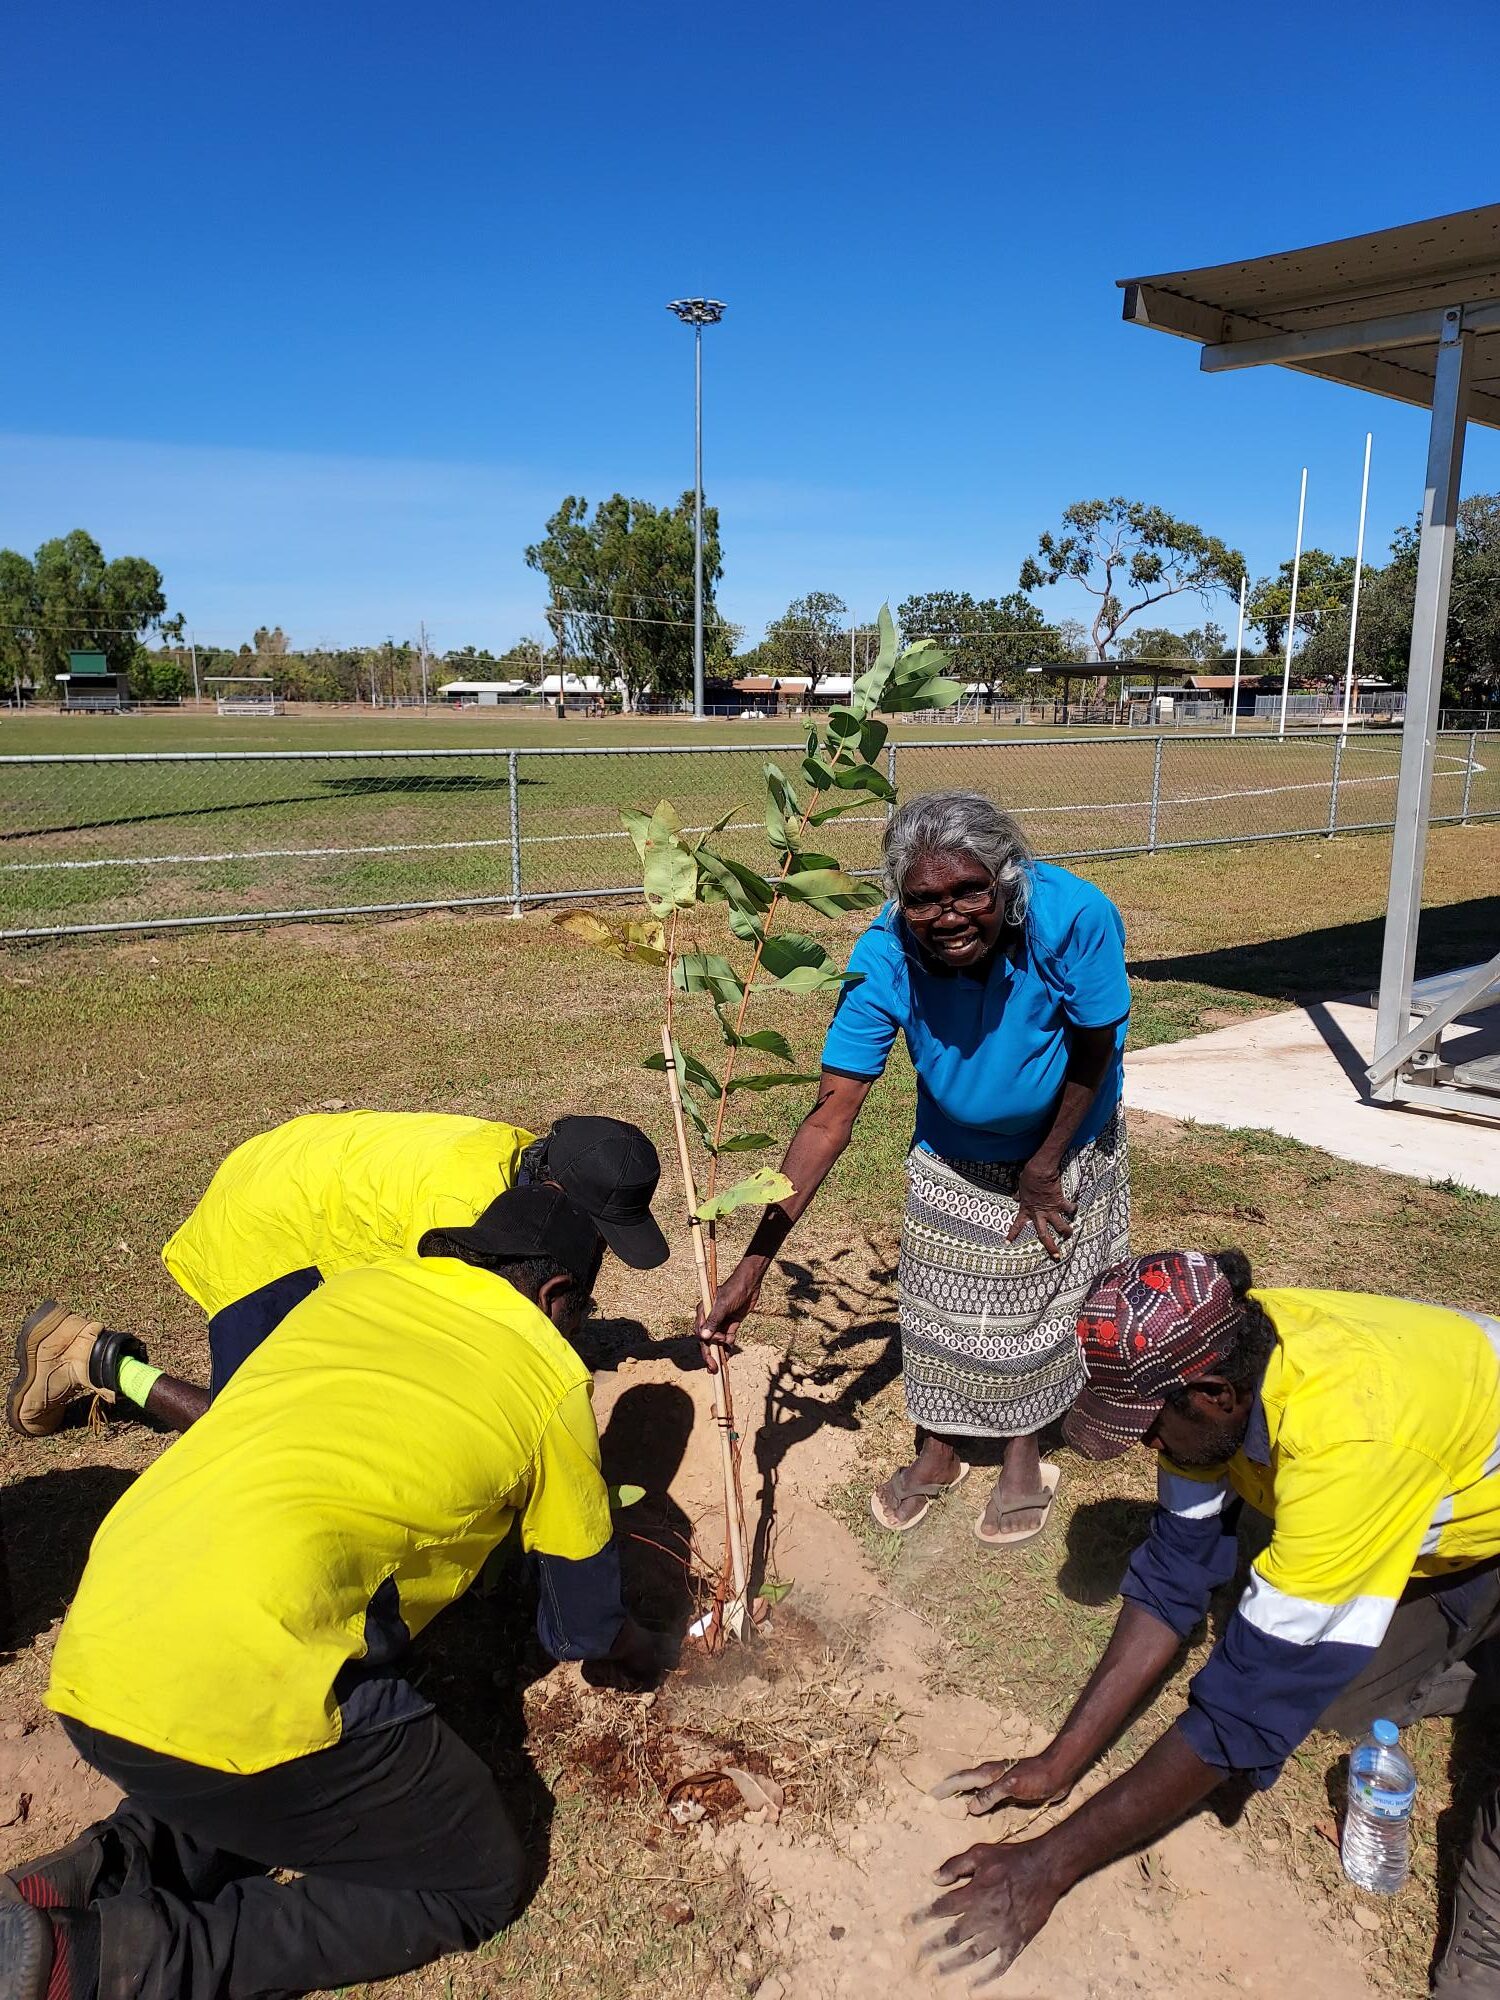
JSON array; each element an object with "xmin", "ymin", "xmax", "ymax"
[{"xmin": 659, "ymin": 1024, "xmax": 751, "ymax": 1635}]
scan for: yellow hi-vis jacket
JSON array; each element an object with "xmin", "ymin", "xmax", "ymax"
[
  {"xmin": 162, "ymin": 1110, "xmax": 535, "ymax": 1317},
  {"xmin": 47, "ymin": 1256, "xmax": 612, "ymax": 1772}
]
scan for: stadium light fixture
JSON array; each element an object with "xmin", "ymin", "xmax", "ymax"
[{"xmin": 666, "ymin": 299, "xmax": 728, "ymax": 717}]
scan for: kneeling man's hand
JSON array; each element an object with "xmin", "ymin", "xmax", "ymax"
[{"xmin": 915, "ymin": 1836, "xmax": 1064, "ymax": 1983}]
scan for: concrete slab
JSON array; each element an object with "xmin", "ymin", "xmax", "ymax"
[{"xmin": 1125, "ymin": 999, "xmax": 1500, "ymax": 1196}]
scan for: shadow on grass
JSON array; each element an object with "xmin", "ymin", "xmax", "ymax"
[
  {"xmin": 1129, "ymin": 894, "xmax": 1500, "ymax": 1006},
  {"xmin": 1056, "ymin": 1495, "xmax": 1156, "ymax": 1608},
  {"xmin": 0, "ymin": 1465, "xmax": 136, "ymax": 1658},
  {"xmin": 3, "ymin": 770, "xmax": 544, "ymax": 843}
]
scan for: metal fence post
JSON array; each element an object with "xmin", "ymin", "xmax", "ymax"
[
  {"xmin": 1147, "ymin": 737, "xmax": 1163, "ymax": 853},
  {"xmin": 1462, "ymin": 729, "xmax": 1477, "ymax": 822},
  {"xmin": 507, "ymin": 749, "xmax": 523, "ymax": 917},
  {"xmin": 1327, "ymin": 731, "xmax": 1345, "ymax": 837},
  {"xmin": 886, "ymin": 740, "xmax": 897, "ymax": 819}
]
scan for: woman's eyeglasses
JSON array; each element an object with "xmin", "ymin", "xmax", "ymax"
[{"xmin": 900, "ymin": 881, "xmax": 999, "ymax": 923}]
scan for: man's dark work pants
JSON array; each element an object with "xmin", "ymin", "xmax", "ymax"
[
  {"xmin": 62, "ymin": 1713, "xmax": 527, "ymax": 2000},
  {"xmin": 1317, "ymin": 1559, "xmax": 1500, "ymax": 1994}
]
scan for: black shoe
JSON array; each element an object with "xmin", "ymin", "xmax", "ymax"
[
  {"xmin": 1433, "ymin": 1803, "xmax": 1500, "ymax": 1997},
  {"xmin": 5, "ymin": 1826, "xmax": 115, "ymax": 1910},
  {"xmin": 0, "ymin": 1883, "xmax": 54, "ymax": 2000}
]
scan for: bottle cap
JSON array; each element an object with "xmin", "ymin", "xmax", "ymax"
[{"xmin": 1372, "ymin": 1719, "xmax": 1399, "ymax": 1746}]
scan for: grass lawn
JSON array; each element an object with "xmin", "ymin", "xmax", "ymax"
[{"xmin": 2, "ymin": 827, "xmax": 1497, "ymax": 1995}]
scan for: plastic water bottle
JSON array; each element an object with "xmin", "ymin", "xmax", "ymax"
[{"xmin": 1341, "ymin": 1719, "xmax": 1417, "ymax": 1894}]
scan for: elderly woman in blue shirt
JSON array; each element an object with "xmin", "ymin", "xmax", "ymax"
[{"xmin": 703, "ymin": 792, "xmax": 1132, "ymax": 1545}]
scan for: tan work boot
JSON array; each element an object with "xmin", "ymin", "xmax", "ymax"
[{"xmin": 6, "ymin": 1301, "xmax": 111, "ymax": 1437}]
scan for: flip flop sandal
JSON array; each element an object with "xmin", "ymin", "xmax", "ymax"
[
  {"xmin": 974, "ymin": 1461, "xmax": 1061, "ymax": 1548},
  {"xmin": 869, "ymin": 1460, "xmax": 971, "ymax": 1533}
]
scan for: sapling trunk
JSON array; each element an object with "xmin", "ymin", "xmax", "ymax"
[{"xmin": 658, "ymin": 1024, "xmax": 751, "ymax": 1635}]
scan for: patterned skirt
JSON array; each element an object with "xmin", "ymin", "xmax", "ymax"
[{"xmin": 898, "ymin": 1107, "xmax": 1131, "ymax": 1439}]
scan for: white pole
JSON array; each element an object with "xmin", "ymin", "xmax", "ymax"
[
  {"xmin": 1277, "ymin": 466, "xmax": 1308, "ymax": 739},
  {"xmin": 189, "ymin": 632, "xmax": 201, "ymax": 707},
  {"xmin": 1340, "ymin": 432, "xmax": 1373, "ymax": 741},
  {"xmin": 1229, "ymin": 574, "xmax": 1247, "ymax": 736}
]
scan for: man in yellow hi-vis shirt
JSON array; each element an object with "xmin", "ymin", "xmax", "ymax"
[
  {"xmin": 8, "ymin": 1109, "xmax": 668, "ymax": 1437},
  {"xmin": 1, "ymin": 1186, "xmax": 659, "ymax": 2000},
  {"xmin": 919, "ymin": 1250, "xmax": 1500, "ymax": 1996}
]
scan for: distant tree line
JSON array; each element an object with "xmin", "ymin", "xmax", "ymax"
[{"xmin": 6, "ymin": 489, "xmax": 1497, "ymax": 708}]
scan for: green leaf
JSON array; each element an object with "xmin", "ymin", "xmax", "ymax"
[
  {"xmin": 716, "ymin": 1131, "xmax": 775, "ymax": 1153},
  {"xmin": 695, "ymin": 847, "xmax": 774, "ymax": 913},
  {"xmin": 644, "ymin": 1046, "xmax": 723, "ymax": 1101},
  {"xmin": 685, "ymin": 805, "xmax": 739, "ymax": 852},
  {"xmin": 643, "ymin": 799, "xmax": 698, "ymax": 915},
  {"xmin": 760, "ymin": 931, "xmax": 833, "ymax": 979},
  {"xmin": 857, "ymin": 717, "xmax": 889, "ymax": 764},
  {"xmin": 726, "ymin": 1072, "xmax": 819, "ymax": 1093},
  {"xmin": 850, "ymin": 604, "xmax": 899, "ymax": 716},
  {"xmin": 832, "ymin": 762, "xmax": 895, "ymax": 802},
  {"xmin": 756, "ymin": 1577, "xmax": 794, "ymax": 1605},
  {"xmin": 802, "ymin": 753, "xmax": 836, "ymax": 791},
  {"xmin": 885, "ymin": 674, "xmax": 963, "ymax": 713},
  {"xmin": 780, "ymin": 867, "xmax": 882, "ymax": 916},
  {"xmin": 609, "ymin": 1483, "xmax": 646, "ymax": 1510},
  {"xmin": 808, "ymin": 797, "xmax": 877, "ymax": 826},
  {"xmin": 764, "ymin": 762, "xmax": 799, "ymax": 849},
  {"xmin": 619, "ymin": 806, "xmax": 652, "ymax": 861},
  {"xmin": 825, "ymin": 706, "xmax": 861, "ymax": 744},
  {"xmin": 672, "ymin": 953, "xmax": 744, "ymax": 1006},
  {"xmin": 784, "ymin": 964, "xmax": 861, "ymax": 993},
  {"xmin": 716, "ymin": 1016, "xmax": 798, "ymax": 1063},
  {"xmin": 728, "ymin": 906, "xmax": 765, "ymax": 944},
  {"xmin": 694, "ymin": 1167, "xmax": 795, "ymax": 1221}
]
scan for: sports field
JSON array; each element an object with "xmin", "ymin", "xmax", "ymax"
[{"xmin": 2, "ymin": 707, "xmax": 1493, "ymax": 937}]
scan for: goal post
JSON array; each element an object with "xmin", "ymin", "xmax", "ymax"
[{"xmin": 207, "ymin": 676, "xmax": 284, "ymax": 716}]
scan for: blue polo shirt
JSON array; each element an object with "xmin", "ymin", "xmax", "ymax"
[{"xmin": 820, "ymin": 863, "xmax": 1129, "ymax": 1162}]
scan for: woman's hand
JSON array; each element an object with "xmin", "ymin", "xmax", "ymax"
[
  {"xmin": 695, "ymin": 1258, "xmax": 765, "ymax": 1374},
  {"xmin": 1007, "ymin": 1157, "xmax": 1075, "ymax": 1260},
  {"xmin": 931, "ymin": 1752, "xmax": 1074, "ymax": 1816}
]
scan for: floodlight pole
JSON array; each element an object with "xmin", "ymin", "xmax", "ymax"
[
  {"xmin": 1277, "ymin": 467, "xmax": 1308, "ymax": 738},
  {"xmin": 1340, "ymin": 433, "xmax": 1373, "ymax": 741},
  {"xmin": 189, "ymin": 632, "xmax": 201, "ymax": 707},
  {"xmin": 1229, "ymin": 574, "xmax": 1247, "ymax": 736},
  {"xmin": 667, "ymin": 299, "xmax": 726, "ymax": 719}
]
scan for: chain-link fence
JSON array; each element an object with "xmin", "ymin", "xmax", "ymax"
[{"xmin": 1, "ymin": 731, "xmax": 1494, "ymax": 940}]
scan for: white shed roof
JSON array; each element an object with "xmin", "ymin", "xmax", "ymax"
[
  {"xmin": 436, "ymin": 679, "xmax": 534, "ymax": 695},
  {"xmin": 1119, "ymin": 204, "xmax": 1500, "ymax": 427}
]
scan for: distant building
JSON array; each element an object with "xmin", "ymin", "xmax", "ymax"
[{"xmin": 436, "ymin": 679, "xmax": 535, "ymax": 706}]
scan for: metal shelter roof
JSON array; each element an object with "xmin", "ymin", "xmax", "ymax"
[{"xmin": 1119, "ymin": 205, "xmax": 1500, "ymax": 427}]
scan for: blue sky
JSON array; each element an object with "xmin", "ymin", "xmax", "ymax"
[{"xmin": 2, "ymin": 0, "xmax": 1497, "ymax": 654}]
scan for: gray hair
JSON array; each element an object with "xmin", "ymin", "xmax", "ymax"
[{"xmin": 882, "ymin": 791, "xmax": 1034, "ymax": 924}]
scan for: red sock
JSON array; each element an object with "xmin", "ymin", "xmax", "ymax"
[{"xmin": 44, "ymin": 1909, "xmax": 100, "ymax": 2000}]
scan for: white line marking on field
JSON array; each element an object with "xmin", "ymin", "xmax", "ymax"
[{"xmin": 0, "ymin": 753, "xmax": 1484, "ymax": 872}]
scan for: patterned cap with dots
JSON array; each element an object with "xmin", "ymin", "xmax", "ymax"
[{"xmin": 1063, "ymin": 1251, "xmax": 1242, "ymax": 1461}]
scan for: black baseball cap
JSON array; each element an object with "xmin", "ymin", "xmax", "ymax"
[
  {"xmin": 433, "ymin": 1184, "xmax": 604, "ymax": 1291},
  {"xmin": 526, "ymin": 1116, "xmax": 670, "ymax": 1271}
]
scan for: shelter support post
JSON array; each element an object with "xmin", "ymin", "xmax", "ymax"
[{"xmin": 1370, "ymin": 312, "xmax": 1473, "ymax": 1098}]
